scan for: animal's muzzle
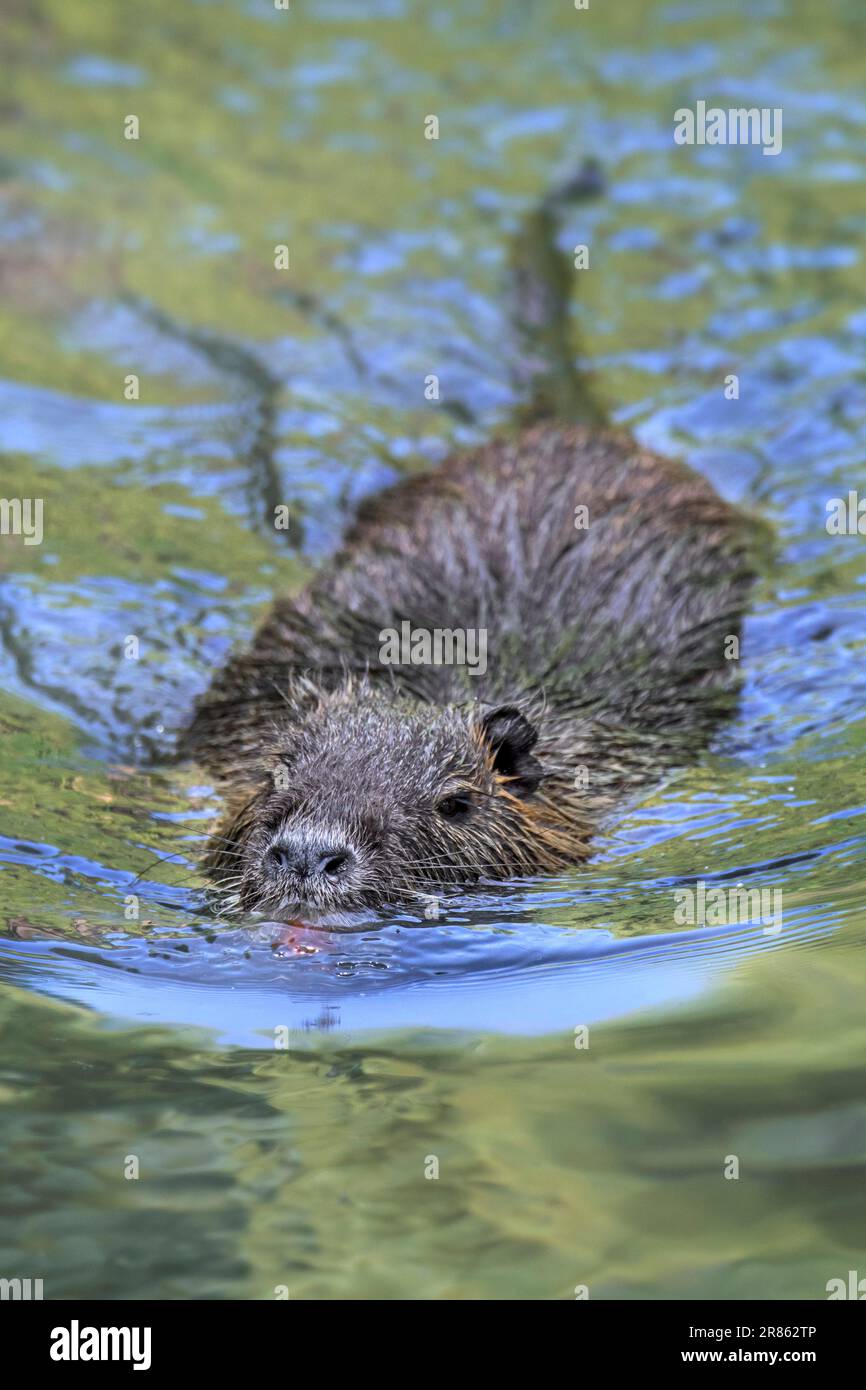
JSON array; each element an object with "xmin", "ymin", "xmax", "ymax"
[{"xmin": 265, "ymin": 832, "xmax": 356, "ymax": 885}]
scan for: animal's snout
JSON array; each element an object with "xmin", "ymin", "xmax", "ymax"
[{"xmin": 266, "ymin": 834, "xmax": 356, "ymax": 881}]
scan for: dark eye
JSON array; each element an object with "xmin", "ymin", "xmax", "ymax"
[{"xmin": 436, "ymin": 793, "xmax": 472, "ymax": 821}]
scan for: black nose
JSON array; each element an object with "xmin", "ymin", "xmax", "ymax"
[{"xmin": 267, "ymin": 837, "xmax": 356, "ymax": 880}]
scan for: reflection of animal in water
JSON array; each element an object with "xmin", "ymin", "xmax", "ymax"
[{"xmin": 179, "ymin": 162, "xmax": 760, "ymax": 917}]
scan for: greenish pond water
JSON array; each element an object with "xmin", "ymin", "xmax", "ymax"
[{"xmin": 1, "ymin": 0, "xmax": 866, "ymax": 1299}]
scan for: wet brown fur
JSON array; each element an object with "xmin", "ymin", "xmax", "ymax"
[{"xmin": 181, "ymin": 423, "xmax": 759, "ymax": 915}]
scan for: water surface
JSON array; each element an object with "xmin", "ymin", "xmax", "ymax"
[{"xmin": 1, "ymin": 0, "xmax": 866, "ymax": 1299}]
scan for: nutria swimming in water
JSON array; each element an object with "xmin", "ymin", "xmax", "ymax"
[{"xmin": 181, "ymin": 163, "xmax": 759, "ymax": 916}]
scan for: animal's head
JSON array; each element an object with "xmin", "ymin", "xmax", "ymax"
[{"xmin": 204, "ymin": 682, "xmax": 586, "ymax": 915}]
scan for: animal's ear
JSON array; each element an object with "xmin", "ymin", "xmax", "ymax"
[{"xmin": 479, "ymin": 706, "xmax": 544, "ymax": 798}]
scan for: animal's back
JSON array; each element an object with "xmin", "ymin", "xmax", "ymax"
[{"xmin": 184, "ymin": 423, "xmax": 755, "ymax": 774}]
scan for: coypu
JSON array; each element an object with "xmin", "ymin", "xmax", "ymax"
[{"xmin": 181, "ymin": 163, "xmax": 759, "ymax": 916}]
